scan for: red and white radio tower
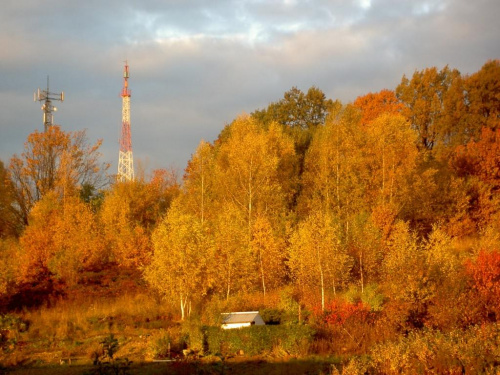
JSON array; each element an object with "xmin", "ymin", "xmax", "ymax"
[{"xmin": 117, "ymin": 61, "xmax": 134, "ymax": 182}]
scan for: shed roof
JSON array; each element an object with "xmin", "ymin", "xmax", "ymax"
[{"xmin": 221, "ymin": 311, "xmax": 264, "ymax": 325}]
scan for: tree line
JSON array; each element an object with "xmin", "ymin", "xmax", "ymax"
[{"xmin": 0, "ymin": 60, "xmax": 499, "ymax": 329}]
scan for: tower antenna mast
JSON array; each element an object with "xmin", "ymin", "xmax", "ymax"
[
  {"xmin": 117, "ymin": 61, "xmax": 134, "ymax": 182},
  {"xmin": 34, "ymin": 76, "xmax": 64, "ymax": 132}
]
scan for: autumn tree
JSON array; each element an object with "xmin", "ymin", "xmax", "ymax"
[
  {"xmin": 363, "ymin": 113, "xmax": 419, "ymax": 209},
  {"xmin": 181, "ymin": 140, "xmax": 215, "ymax": 225},
  {"xmin": 347, "ymin": 213, "xmax": 383, "ymax": 293},
  {"xmin": 252, "ymin": 87, "xmax": 337, "ymax": 206},
  {"xmin": 253, "ymin": 86, "xmax": 334, "ymax": 131},
  {"xmin": 18, "ymin": 191, "xmax": 105, "ymax": 285},
  {"xmin": 145, "ymin": 200, "xmax": 214, "ymax": 320},
  {"xmin": 214, "ymin": 115, "xmax": 294, "ymax": 237},
  {"xmin": 380, "ymin": 221, "xmax": 428, "ymax": 326},
  {"xmin": 288, "ymin": 210, "xmax": 351, "ymax": 311},
  {"xmin": 423, "ymin": 226, "xmax": 461, "ymax": 293},
  {"xmin": 0, "ymin": 237, "xmax": 21, "ymax": 297},
  {"xmin": 396, "ymin": 66, "xmax": 463, "ymax": 151},
  {"xmin": 451, "ymin": 128, "xmax": 500, "ymax": 187},
  {"xmin": 250, "ymin": 215, "xmax": 286, "ymax": 296},
  {"xmin": 353, "ymin": 89, "xmax": 404, "ymax": 127},
  {"xmin": 465, "ymin": 249, "xmax": 500, "ymax": 321},
  {"xmin": 450, "ymin": 127, "xmax": 500, "ymax": 229},
  {"xmin": 9, "ymin": 126, "xmax": 109, "ymax": 225},
  {"xmin": 380, "ymin": 222, "xmax": 464, "ymax": 328},
  {"xmin": 212, "ymin": 203, "xmax": 254, "ymax": 299},
  {"xmin": 100, "ymin": 170, "xmax": 179, "ymax": 268},
  {"xmin": 0, "ymin": 160, "xmax": 21, "ymax": 238},
  {"xmin": 464, "ymin": 59, "xmax": 500, "ymax": 133},
  {"xmin": 178, "ymin": 116, "xmax": 296, "ymax": 299},
  {"xmin": 299, "ymin": 103, "xmax": 364, "ymax": 223},
  {"xmin": 299, "ymin": 105, "xmax": 411, "ymax": 236}
]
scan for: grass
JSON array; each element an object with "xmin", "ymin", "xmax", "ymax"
[
  {"xmin": 1, "ymin": 291, "xmax": 173, "ymax": 368},
  {"xmin": 0, "ymin": 286, "xmax": 338, "ymax": 374},
  {"xmin": 4, "ymin": 264, "xmax": 499, "ymax": 374}
]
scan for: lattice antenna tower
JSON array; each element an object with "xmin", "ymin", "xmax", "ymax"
[
  {"xmin": 117, "ymin": 61, "xmax": 134, "ymax": 182},
  {"xmin": 34, "ymin": 76, "xmax": 64, "ymax": 132}
]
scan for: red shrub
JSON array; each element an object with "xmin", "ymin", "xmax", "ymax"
[
  {"xmin": 317, "ymin": 300, "xmax": 372, "ymax": 326},
  {"xmin": 465, "ymin": 250, "xmax": 500, "ymax": 321}
]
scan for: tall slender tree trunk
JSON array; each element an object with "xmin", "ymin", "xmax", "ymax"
[
  {"xmin": 180, "ymin": 295, "xmax": 189, "ymax": 321},
  {"xmin": 360, "ymin": 252, "xmax": 364, "ymax": 294},
  {"xmin": 259, "ymin": 249, "xmax": 266, "ymax": 297},
  {"xmin": 318, "ymin": 245, "xmax": 325, "ymax": 311},
  {"xmin": 226, "ymin": 267, "xmax": 231, "ymax": 301},
  {"xmin": 320, "ymin": 266, "xmax": 325, "ymax": 312}
]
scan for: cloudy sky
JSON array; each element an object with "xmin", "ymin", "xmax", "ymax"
[{"xmin": 1, "ymin": 0, "xmax": 499, "ymax": 177}]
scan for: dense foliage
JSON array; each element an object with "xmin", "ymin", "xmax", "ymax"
[{"xmin": 1, "ymin": 60, "xmax": 499, "ymax": 371}]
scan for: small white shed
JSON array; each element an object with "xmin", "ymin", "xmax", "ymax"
[{"xmin": 221, "ymin": 311, "xmax": 266, "ymax": 330}]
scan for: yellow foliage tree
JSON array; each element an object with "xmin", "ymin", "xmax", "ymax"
[
  {"xmin": 300, "ymin": 104, "xmax": 366, "ymax": 229},
  {"xmin": 100, "ymin": 171, "xmax": 178, "ymax": 268},
  {"xmin": 364, "ymin": 113, "xmax": 418, "ymax": 209},
  {"xmin": 251, "ymin": 215, "xmax": 286, "ymax": 296},
  {"xmin": 182, "ymin": 140, "xmax": 215, "ymax": 226},
  {"xmin": 214, "ymin": 115, "xmax": 294, "ymax": 238},
  {"xmin": 212, "ymin": 202, "xmax": 253, "ymax": 299},
  {"xmin": 288, "ymin": 210, "xmax": 351, "ymax": 311},
  {"xmin": 381, "ymin": 221, "xmax": 428, "ymax": 305},
  {"xmin": 145, "ymin": 200, "xmax": 214, "ymax": 320}
]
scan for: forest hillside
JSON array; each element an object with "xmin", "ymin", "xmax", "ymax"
[{"xmin": 0, "ymin": 60, "xmax": 499, "ymax": 373}]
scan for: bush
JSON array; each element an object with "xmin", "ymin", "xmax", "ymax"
[
  {"xmin": 344, "ymin": 284, "xmax": 385, "ymax": 312},
  {"xmin": 85, "ymin": 334, "xmax": 132, "ymax": 375},
  {"xmin": 260, "ymin": 308, "xmax": 284, "ymax": 325},
  {"xmin": 0, "ymin": 314, "xmax": 28, "ymax": 333},
  {"xmin": 0, "ymin": 314, "xmax": 28, "ymax": 352},
  {"xmin": 181, "ymin": 319, "xmax": 205, "ymax": 353},
  {"xmin": 370, "ymin": 324, "xmax": 500, "ymax": 374},
  {"xmin": 205, "ymin": 324, "xmax": 315, "ymax": 357},
  {"xmin": 321, "ymin": 300, "xmax": 372, "ymax": 326},
  {"xmin": 148, "ymin": 330, "xmax": 172, "ymax": 359},
  {"xmin": 312, "ymin": 299, "xmax": 377, "ymax": 355}
]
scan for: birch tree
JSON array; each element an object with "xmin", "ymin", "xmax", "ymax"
[
  {"xmin": 145, "ymin": 200, "xmax": 214, "ymax": 320},
  {"xmin": 288, "ymin": 210, "xmax": 351, "ymax": 311},
  {"xmin": 250, "ymin": 215, "xmax": 286, "ymax": 296},
  {"xmin": 182, "ymin": 140, "xmax": 215, "ymax": 226},
  {"xmin": 212, "ymin": 203, "xmax": 253, "ymax": 299},
  {"xmin": 214, "ymin": 115, "xmax": 291, "ymax": 238}
]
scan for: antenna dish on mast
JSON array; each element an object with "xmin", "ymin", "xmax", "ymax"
[{"xmin": 33, "ymin": 76, "xmax": 64, "ymax": 132}]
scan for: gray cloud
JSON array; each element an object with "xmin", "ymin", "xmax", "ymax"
[{"xmin": 1, "ymin": 0, "xmax": 499, "ymax": 176}]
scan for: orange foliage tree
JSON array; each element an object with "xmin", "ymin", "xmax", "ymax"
[
  {"xmin": 353, "ymin": 89, "xmax": 404, "ymax": 127},
  {"xmin": 465, "ymin": 250, "xmax": 500, "ymax": 321},
  {"xmin": 396, "ymin": 66, "xmax": 463, "ymax": 151},
  {"xmin": 0, "ymin": 160, "xmax": 21, "ymax": 238},
  {"xmin": 451, "ymin": 127, "xmax": 500, "ymax": 229},
  {"xmin": 19, "ymin": 192, "xmax": 105, "ymax": 285},
  {"xmin": 465, "ymin": 59, "xmax": 500, "ymax": 133},
  {"xmin": 9, "ymin": 126, "xmax": 109, "ymax": 226},
  {"xmin": 100, "ymin": 170, "xmax": 179, "ymax": 268}
]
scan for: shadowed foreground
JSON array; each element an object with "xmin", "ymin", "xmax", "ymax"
[{"xmin": 4, "ymin": 357, "xmax": 338, "ymax": 375}]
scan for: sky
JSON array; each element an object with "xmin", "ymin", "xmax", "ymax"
[{"xmin": 1, "ymin": 0, "xmax": 499, "ymax": 178}]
